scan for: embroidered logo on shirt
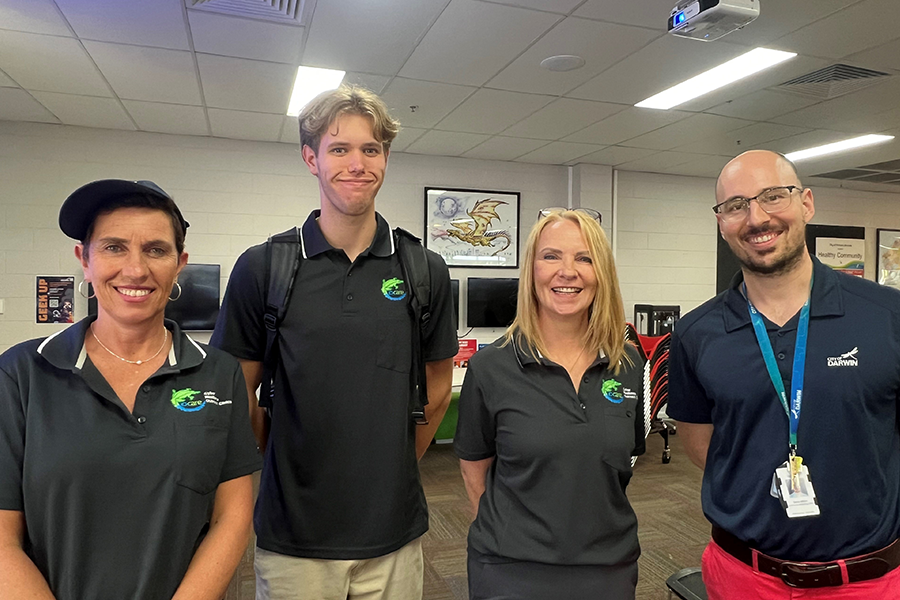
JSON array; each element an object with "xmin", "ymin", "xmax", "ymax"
[
  {"xmin": 381, "ymin": 277, "xmax": 407, "ymax": 301},
  {"xmin": 602, "ymin": 379, "xmax": 625, "ymax": 404},
  {"xmin": 827, "ymin": 346, "xmax": 858, "ymax": 367},
  {"xmin": 171, "ymin": 388, "xmax": 206, "ymax": 412}
]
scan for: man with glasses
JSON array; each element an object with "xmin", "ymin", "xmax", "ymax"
[{"xmin": 668, "ymin": 149, "xmax": 900, "ymax": 599}]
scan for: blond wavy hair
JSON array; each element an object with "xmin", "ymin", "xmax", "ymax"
[
  {"xmin": 298, "ymin": 85, "xmax": 400, "ymax": 154},
  {"xmin": 503, "ymin": 210, "xmax": 630, "ymax": 373}
]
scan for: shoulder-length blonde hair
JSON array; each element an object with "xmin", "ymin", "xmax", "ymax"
[{"xmin": 503, "ymin": 210, "xmax": 630, "ymax": 373}]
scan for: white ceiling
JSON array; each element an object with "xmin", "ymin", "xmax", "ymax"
[{"xmin": 1, "ymin": 0, "xmax": 899, "ymax": 188}]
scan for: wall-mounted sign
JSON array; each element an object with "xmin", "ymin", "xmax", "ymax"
[
  {"xmin": 815, "ymin": 237, "xmax": 865, "ymax": 277},
  {"xmin": 36, "ymin": 276, "xmax": 74, "ymax": 323}
]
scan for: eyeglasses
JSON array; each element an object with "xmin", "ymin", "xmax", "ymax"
[
  {"xmin": 538, "ymin": 207, "xmax": 602, "ymax": 224},
  {"xmin": 712, "ymin": 185, "xmax": 802, "ymax": 221}
]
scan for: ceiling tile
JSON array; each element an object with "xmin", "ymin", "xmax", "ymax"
[
  {"xmin": 769, "ymin": 77, "xmax": 900, "ymax": 132},
  {"xmin": 620, "ymin": 114, "xmax": 750, "ymax": 150},
  {"xmin": 197, "ymin": 54, "xmax": 295, "ymax": 113},
  {"xmin": 563, "ymin": 107, "xmax": 690, "ymax": 145},
  {"xmin": 0, "ymin": 87, "xmax": 59, "ymax": 123},
  {"xmin": 343, "ymin": 72, "xmax": 392, "ymax": 95},
  {"xmin": 514, "ymin": 141, "xmax": 604, "ymax": 164},
  {"xmin": 0, "ymin": 30, "xmax": 111, "ymax": 96},
  {"xmin": 493, "ymin": 0, "xmax": 582, "ymax": 13},
  {"xmin": 705, "ymin": 90, "xmax": 821, "ymax": 121},
  {"xmin": 502, "ymin": 98, "xmax": 625, "ymax": 140},
  {"xmin": 84, "ymin": 41, "xmax": 201, "ymax": 105},
  {"xmin": 487, "ymin": 17, "xmax": 659, "ymax": 95},
  {"xmin": 123, "ymin": 100, "xmax": 208, "ymax": 135},
  {"xmin": 208, "ymin": 108, "xmax": 284, "ymax": 142},
  {"xmin": 390, "ymin": 126, "xmax": 427, "ymax": 152},
  {"xmin": 724, "ymin": 0, "xmax": 861, "ymax": 46},
  {"xmin": 776, "ymin": 0, "xmax": 900, "ymax": 60},
  {"xmin": 0, "ymin": 70, "xmax": 17, "ymax": 87},
  {"xmin": 575, "ymin": 146, "xmax": 658, "ymax": 166},
  {"xmin": 404, "ymin": 130, "xmax": 491, "ymax": 156},
  {"xmin": 847, "ymin": 38, "xmax": 900, "ymax": 72},
  {"xmin": 617, "ymin": 151, "xmax": 697, "ymax": 173},
  {"xmin": 188, "ymin": 11, "xmax": 303, "ymax": 64},
  {"xmin": 662, "ymin": 155, "xmax": 732, "ymax": 178},
  {"xmin": 280, "ymin": 115, "xmax": 300, "ymax": 145},
  {"xmin": 303, "ymin": 0, "xmax": 448, "ymax": 75},
  {"xmin": 31, "ymin": 92, "xmax": 136, "ymax": 130},
  {"xmin": 381, "ymin": 78, "xmax": 476, "ymax": 129},
  {"xmin": 673, "ymin": 123, "xmax": 813, "ymax": 155},
  {"xmin": 574, "ymin": 0, "xmax": 677, "ymax": 30},
  {"xmin": 462, "ymin": 136, "xmax": 548, "ymax": 161},
  {"xmin": 398, "ymin": 0, "xmax": 560, "ymax": 86},
  {"xmin": 0, "ymin": 0, "xmax": 72, "ymax": 36},
  {"xmin": 54, "ymin": 0, "xmax": 189, "ymax": 50},
  {"xmin": 567, "ymin": 35, "xmax": 750, "ymax": 105},
  {"xmin": 437, "ymin": 89, "xmax": 554, "ymax": 134}
]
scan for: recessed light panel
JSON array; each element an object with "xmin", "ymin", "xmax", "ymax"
[
  {"xmin": 286, "ymin": 66, "xmax": 346, "ymax": 116},
  {"xmin": 785, "ymin": 135, "xmax": 895, "ymax": 162}
]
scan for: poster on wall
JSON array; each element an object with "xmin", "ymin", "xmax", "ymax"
[
  {"xmin": 815, "ymin": 237, "xmax": 865, "ymax": 277},
  {"xmin": 36, "ymin": 276, "xmax": 74, "ymax": 323},
  {"xmin": 877, "ymin": 229, "xmax": 900, "ymax": 290},
  {"xmin": 424, "ymin": 187, "xmax": 519, "ymax": 268}
]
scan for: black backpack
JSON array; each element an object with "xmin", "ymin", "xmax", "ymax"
[{"xmin": 260, "ymin": 226, "xmax": 432, "ymax": 423}]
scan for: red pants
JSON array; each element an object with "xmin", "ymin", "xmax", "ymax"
[{"xmin": 701, "ymin": 539, "xmax": 900, "ymax": 599}]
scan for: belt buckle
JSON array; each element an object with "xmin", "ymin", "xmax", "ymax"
[{"xmin": 780, "ymin": 562, "xmax": 842, "ymax": 588}]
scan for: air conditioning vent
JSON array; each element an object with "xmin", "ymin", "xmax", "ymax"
[
  {"xmin": 774, "ymin": 64, "xmax": 891, "ymax": 100},
  {"xmin": 187, "ymin": 0, "xmax": 306, "ymax": 25}
]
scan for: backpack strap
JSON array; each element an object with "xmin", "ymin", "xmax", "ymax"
[
  {"xmin": 394, "ymin": 227, "xmax": 431, "ymax": 424},
  {"xmin": 261, "ymin": 227, "xmax": 302, "ymax": 409}
]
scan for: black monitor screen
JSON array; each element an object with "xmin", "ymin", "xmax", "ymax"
[
  {"xmin": 466, "ymin": 277, "xmax": 518, "ymax": 328},
  {"xmin": 450, "ymin": 279, "xmax": 460, "ymax": 326},
  {"xmin": 166, "ymin": 264, "xmax": 220, "ymax": 331}
]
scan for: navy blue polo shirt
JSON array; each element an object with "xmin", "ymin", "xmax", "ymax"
[
  {"xmin": 455, "ymin": 338, "xmax": 645, "ymax": 566},
  {"xmin": 668, "ymin": 256, "xmax": 900, "ymax": 561},
  {"xmin": 211, "ymin": 210, "xmax": 458, "ymax": 559},
  {"xmin": 0, "ymin": 317, "xmax": 261, "ymax": 600}
]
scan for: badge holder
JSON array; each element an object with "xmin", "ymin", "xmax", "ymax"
[{"xmin": 771, "ymin": 459, "xmax": 820, "ymax": 518}]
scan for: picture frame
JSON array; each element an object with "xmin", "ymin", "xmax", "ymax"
[
  {"xmin": 424, "ymin": 187, "xmax": 520, "ymax": 268},
  {"xmin": 876, "ymin": 228, "xmax": 900, "ymax": 290}
]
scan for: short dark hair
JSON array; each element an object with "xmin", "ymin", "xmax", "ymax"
[{"xmin": 82, "ymin": 193, "xmax": 186, "ymax": 259}]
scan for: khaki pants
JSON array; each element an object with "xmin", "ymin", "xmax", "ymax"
[{"xmin": 254, "ymin": 537, "xmax": 423, "ymax": 600}]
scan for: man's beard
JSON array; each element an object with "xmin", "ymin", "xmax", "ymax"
[{"xmin": 733, "ymin": 227, "xmax": 807, "ymax": 277}]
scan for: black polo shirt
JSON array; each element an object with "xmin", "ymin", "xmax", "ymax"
[
  {"xmin": 210, "ymin": 210, "xmax": 458, "ymax": 559},
  {"xmin": 454, "ymin": 338, "xmax": 645, "ymax": 566},
  {"xmin": 668, "ymin": 256, "xmax": 900, "ymax": 561},
  {"xmin": 0, "ymin": 317, "xmax": 261, "ymax": 600}
]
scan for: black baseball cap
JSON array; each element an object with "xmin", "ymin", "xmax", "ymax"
[{"xmin": 59, "ymin": 179, "xmax": 190, "ymax": 241}]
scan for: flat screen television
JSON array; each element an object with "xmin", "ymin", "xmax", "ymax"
[
  {"xmin": 450, "ymin": 279, "xmax": 460, "ymax": 327},
  {"xmin": 87, "ymin": 263, "xmax": 221, "ymax": 331},
  {"xmin": 466, "ymin": 277, "xmax": 518, "ymax": 328}
]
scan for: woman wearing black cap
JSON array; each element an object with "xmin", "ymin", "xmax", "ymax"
[{"xmin": 0, "ymin": 180, "xmax": 262, "ymax": 600}]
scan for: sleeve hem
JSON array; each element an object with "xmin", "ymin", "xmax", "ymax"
[{"xmin": 454, "ymin": 448, "xmax": 495, "ymax": 461}]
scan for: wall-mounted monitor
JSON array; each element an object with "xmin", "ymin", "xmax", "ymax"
[
  {"xmin": 87, "ymin": 263, "xmax": 221, "ymax": 331},
  {"xmin": 466, "ymin": 277, "xmax": 518, "ymax": 328}
]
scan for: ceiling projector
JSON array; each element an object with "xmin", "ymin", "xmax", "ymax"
[{"xmin": 668, "ymin": 0, "xmax": 760, "ymax": 42}]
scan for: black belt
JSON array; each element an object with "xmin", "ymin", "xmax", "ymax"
[{"xmin": 711, "ymin": 526, "xmax": 900, "ymax": 588}]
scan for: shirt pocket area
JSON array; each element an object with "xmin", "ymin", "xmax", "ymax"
[
  {"xmin": 174, "ymin": 421, "xmax": 229, "ymax": 495},
  {"xmin": 601, "ymin": 400, "xmax": 638, "ymax": 473},
  {"xmin": 375, "ymin": 316, "xmax": 412, "ymax": 374}
]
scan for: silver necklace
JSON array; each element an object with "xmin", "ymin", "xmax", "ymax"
[{"xmin": 91, "ymin": 325, "xmax": 169, "ymax": 365}]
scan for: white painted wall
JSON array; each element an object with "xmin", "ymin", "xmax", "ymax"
[{"xmin": 2, "ymin": 121, "xmax": 899, "ymax": 353}]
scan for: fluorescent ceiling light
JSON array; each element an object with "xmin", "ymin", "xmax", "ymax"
[
  {"xmin": 635, "ymin": 48, "xmax": 797, "ymax": 110},
  {"xmin": 286, "ymin": 66, "xmax": 346, "ymax": 116},
  {"xmin": 785, "ymin": 134, "xmax": 895, "ymax": 162}
]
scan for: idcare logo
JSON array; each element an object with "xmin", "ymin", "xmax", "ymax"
[
  {"xmin": 382, "ymin": 277, "xmax": 407, "ymax": 301},
  {"xmin": 171, "ymin": 388, "xmax": 205, "ymax": 412},
  {"xmin": 827, "ymin": 347, "xmax": 859, "ymax": 368},
  {"xmin": 602, "ymin": 379, "xmax": 624, "ymax": 404}
]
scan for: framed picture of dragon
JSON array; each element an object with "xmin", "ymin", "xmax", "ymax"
[{"xmin": 424, "ymin": 187, "xmax": 520, "ymax": 268}]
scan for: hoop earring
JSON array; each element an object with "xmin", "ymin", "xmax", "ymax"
[
  {"xmin": 78, "ymin": 280, "xmax": 96, "ymax": 299},
  {"xmin": 169, "ymin": 282, "xmax": 182, "ymax": 301}
]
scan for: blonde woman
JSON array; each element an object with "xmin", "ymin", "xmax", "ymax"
[{"xmin": 455, "ymin": 208, "xmax": 645, "ymax": 600}]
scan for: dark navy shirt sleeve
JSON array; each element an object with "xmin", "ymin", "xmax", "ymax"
[
  {"xmin": 219, "ymin": 360, "xmax": 264, "ymax": 480},
  {"xmin": 423, "ymin": 250, "xmax": 459, "ymax": 362},
  {"xmin": 0, "ymin": 360, "xmax": 24, "ymax": 511},
  {"xmin": 210, "ymin": 244, "xmax": 267, "ymax": 361},
  {"xmin": 454, "ymin": 359, "xmax": 496, "ymax": 461},
  {"xmin": 666, "ymin": 323, "xmax": 714, "ymax": 424}
]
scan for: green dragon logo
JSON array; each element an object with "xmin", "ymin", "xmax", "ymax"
[
  {"xmin": 382, "ymin": 277, "xmax": 407, "ymax": 301},
  {"xmin": 171, "ymin": 388, "xmax": 206, "ymax": 412},
  {"xmin": 602, "ymin": 379, "xmax": 624, "ymax": 404}
]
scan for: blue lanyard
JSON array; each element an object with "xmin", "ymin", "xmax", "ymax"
[{"xmin": 744, "ymin": 276, "xmax": 812, "ymax": 450}]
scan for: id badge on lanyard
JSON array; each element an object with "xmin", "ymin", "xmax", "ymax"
[{"xmin": 746, "ymin": 279, "xmax": 820, "ymax": 519}]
